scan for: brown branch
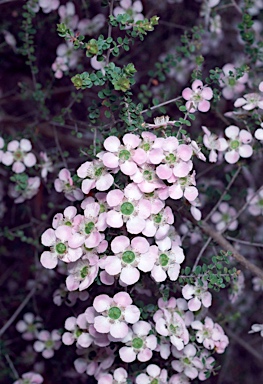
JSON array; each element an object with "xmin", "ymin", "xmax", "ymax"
[{"xmin": 200, "ymin": 220, "xmax": 263, "ymax": 280}]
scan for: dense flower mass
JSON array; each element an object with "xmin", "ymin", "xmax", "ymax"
[
  {"xmin": 5, "ymin": 1, "xmax": 263, "ymax": 383},
  {"xmin": 35, "ymin": 127, "xmax": 233, "ymax": 382}
]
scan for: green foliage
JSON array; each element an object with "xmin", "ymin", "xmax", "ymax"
[{"xmin": 179, "ymin": 250, "xmax": 237, "ymax": 291}]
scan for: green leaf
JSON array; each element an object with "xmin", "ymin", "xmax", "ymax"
[{"xmin": 104, "ymin": 110, "xmax": 111, "ymax": 118}]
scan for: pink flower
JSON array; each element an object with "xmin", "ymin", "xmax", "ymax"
[
  {"xmin": 13, "ymin": 372, "xmax": 43, "ymax": 384},
  {"xmin": 74, "ymin": 345, "xmax": 115, "ymax": 379},
  {"xmin": 154, "ymin": 309, "xmax": 189, "ymax": 350},
  {"xmin": 77, "ymin": 160, "xmax": 114, "ymax": 194},
  {"xmin": 101, "ymin": 134, "xmax": 141, "ymax": 176},
  {"xmin": 202, "ymin": 126, "xmax": 228, "ymax": 162},
  {"xmin": 168, "ymin": 172, "xmax": 198, "ymax": 202},
  {"xmin": 9, "ymin": 176, "xmax": 40, "ymax": 204},
  {"xmin": 52, "ymin": 56, "xmax": 68, "ymax": 78},
  {"xmin": 66, "ymin": 255, "xmax": 99, "ymax": 291},
  {"xmin": 54, "ymin": 168, "xmax": 84, "ymax": 201},
  {"xmin": 182, "ymin": 80, "xmax": 213, "ymax": 113},
  {"xmin": 130, "ymin": 163, "xmax": 165, "ymax": 193},
  {"xmin": 105, "ymin": 189, "xmax": 151, "ymax": 234},
  {"xmin": 191, "ymin": 317, "xmax": 229, "ymax": 353},
  {"xmin": 135, "ymin": 364, "xmax": 168, "ymax": 384},
  {"xmin": 1, "ymin": 139, "xmax": 36, "ymax": 173},
  {"xmin": 182, "ymin": 281, "xmax": 212, "ymax": 311},
  {"xmin": 219, "ymin": 63, "xmax": 248, "ymax": 100},
  {"xmin": 246, "ymin": 188, "xmax": 263, "ymax": 216},
  {"xmin": 143, "ymin": 206, "xmax": 174, "ymax": 240},
  {"xmin": 153, "ymin": 137, "xmax": 194, "ymax": 180},
  {"xmin": 16, "ymin": 313, "xmax": 43, "ymax": 341},
  {"xmin": 224, "ymin": 125, "xmax": 253, "ymax": 164},
  {"xmin": 234, "ymin": 93, "xmax": 263, "ymax": 110},
  {"xmin": 39, "ymin": 0, "xmax": 60, "ymax": 13},
  {"xmin": 40, "ymin": 225, "xmax": 82, "ymax": 269},
  {"xmin": 119, "ymin": 321, "xmax": 157, "ymax": 362},
  {"xmin": 39, "ymin": 151, "xmax": 53, "ymax": 179},
  {"xmin": 171, "ymin": 344, "xmax": 203, "ymax": 379},
  {"xmin": 210, "ymin": 202, "xmax": 238, "ymax": 231},
  {"xmin": 101, "ymin": 235, "xmax": 157, "ymax": 285},
  {"xmin": 93, "ymin": 292, "xmax": 140, "ymax": 338},
  {"xmin": 33, "ymin": 329, "xmax": 61, "ymax": 359},
  {"xmin": 151, "ymin": 243, "xmax": 185, "ymax": 283},
  {"xmin": 98, "ymin": 368, "xmax": 128, "ymax": 384},
  {"xmin": 62, "ymin": 314, "xmax": 93, "ymax": 348}
]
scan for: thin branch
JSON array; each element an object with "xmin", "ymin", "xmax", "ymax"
[
  {"xmin": 199, "ymin": 221, "xmax": 263, "ymax": 280},
  {"xmin": 226, "ymin": 236, "xmax": 263, "ymax": 248},
  {"xmin": 106, "ymin": 0, "xmax": 115, "ymax": 65},
  {"xmin": 53, "ymin": 127, "xmax": 68, "ymax": 168},
  {"xmin": 231, "ymin": 0, "xmax": 243, "ymax": 14},
  {"xmin": 141, "ymin": 96, "xmax": 182, "ymax": 114},
  {"xmin": 0, "ymin": 286, "xmax": 36, "ymax": 337},
  {"xmin": 192, "ymin": 236, "xmax": 212, "ymax": 270},
  {"xmin": 221, "ymin": 185, "xmax": 263, "ymax": 233},
  {"xmin": 5, "ymin": 354, "xmax": 19, "ymax": 380},
  {"xmin": 224, "ymin": 326, "xmax": 263, "ymax": 362},
  {"xmin": 204, "ymin": 166, "xmax": 242, "ymax": 223}
]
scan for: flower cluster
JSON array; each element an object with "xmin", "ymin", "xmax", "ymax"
[{"xmin": 37, "ymin": 129, "xmax": 230, "ymax": 382}]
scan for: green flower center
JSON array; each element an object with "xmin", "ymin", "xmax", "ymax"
[
  {"xmin": 259, "ymin": 199, "xmax": 263, "ymax": 207},
  {"xmin": 80, "ymin": 266, "xmax": 89, "ymax": 278},
  {"xmin": 64, "ymin": 221, "xmax": 72, "ymax": 226},
  {"xmin": 95, "ymin": 167, "xmax": 103, "ymax": 177},
  {"xmin": 203, "ymin": 328, "xmax": 212, "ymax": 338},
  {"xmin": 179, "ymin": 177, "xmax": 188, "ymax": 187},
  {"xmin": 169, "ymin": 324, "xmax": 179, "ymax": 334},
  {"xmin": 132, "ymin": 337, "xmax": 144, "ymax": 349},
  {"xmin": 228, "ymin": 77, "xmax": 236, "ymax": 87},
  {"xmin": 100, "ymin": 203, "xmax": 106, "ymax": 213},
  {"xmin": 230, "ymin": 140, "xmax": 240, "ymax": 150},
  {"xmin": 14, "ymin": 150, "xmax": 23, "ymax": 161},
  {"xmin": 122, "ymin": 250, "xmax": 136, "ymax": 264},
  {"xmin": 154, "ymin": 213, "xmax": 162, "ymax": 224},
  {"xmin": 151, "ymin": 379, "xmax": 159, "ymax": 384},
  {"xmin": 143, "ymin": 170, "xmax": 153, "ymax": 181},
  {"xmin": 121, "ymin": 202, "xmax": 134, "ymax": 216},
  {"xmin": 56, "ymin": 242, "xmax": 67, "ymax": 254},
  {"xmin": 159, "ymin": 253, "xmax": 169, "ymax": 266},
  {"xmin": 222, "ymin": 213, "xmax": 230, "ymax": 222},
  {"xmin": 22, "ymin": 380, "xmax": 30, "ymax": 384},
  {"xmin": 119, "ymin": 149, "xmax": 131, "ymax": 161},
  {"xmin": 85, "ymin": 222, "xmax": 95, "ymax": 234},
  {"xmin": 142, "ymin": 143, "xmax": 150, "ymax": 151},
  {"xmin": 145, "ymin": 192, "xmax": 155, "ymax": 198},
  {"xmin": 193, "ymin": 93, "xmax": 202, "ymax": 102},
  {"xmin": 183, "ymin": 357, "xmax": 191, "ymax": 365},
  {"xmin": 165, "ymin": 153, "xmax": 176, "ymax": 163},
  {"xmin": 27, "ymin": 324, "xmax": 36, "ymax": 332},
  {"xmin": 108, "ymin": 306, "xmax": 122, "ymax": 320},
  {"xmin": 45, "ymin": 340, "xmax": 54, "ymax": 349},
  {"xmin": 75, "ymin": 328, "xmax": 82, "ymax": 338}
]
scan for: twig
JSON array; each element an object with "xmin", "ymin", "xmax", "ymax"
[
  {"xmin": 53, "ymin": 127, "xmax": 68, "ymax": 168},
  {"xmin": 199, "ymin": 221, "xmax": 263, "ymax": 280},
  {"xmin": 231, "ymin": 0, "xmax": 243, "ymax": 14},
  {"xmin": 192, "ymin": 236, "xmax": 212, "ymax": 270},
  {"xmin": 226, "ymin": 236, "xmax": 263, "ymax": 248},
  {"xmin": 0, "ymin": 286, "xmax": 36, "ymax": 337},
  {"xmin": 141, "ymin": 96, "xmax": 182, "ymax": 114},
  {"xmin": 204, "ymin": 166, "xmax": 242, "ymax": 223},
  {"xmin": 93, "ymin": 127, "xmax": 97, "ymax": 157},
  {"xmin": 4, "ymin": 354, "xmax": 19, "ymax": 380},
  {"xmin": 106, "ymin": 0, "xmax": 115, "ymax": 65},
  {"xmin": 224, "ymin": 326, "xmax": 263, "ymax": 362},
  {"xmin": 221, "ymin": 185, "xmax": 263, "ymax": 233}
]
